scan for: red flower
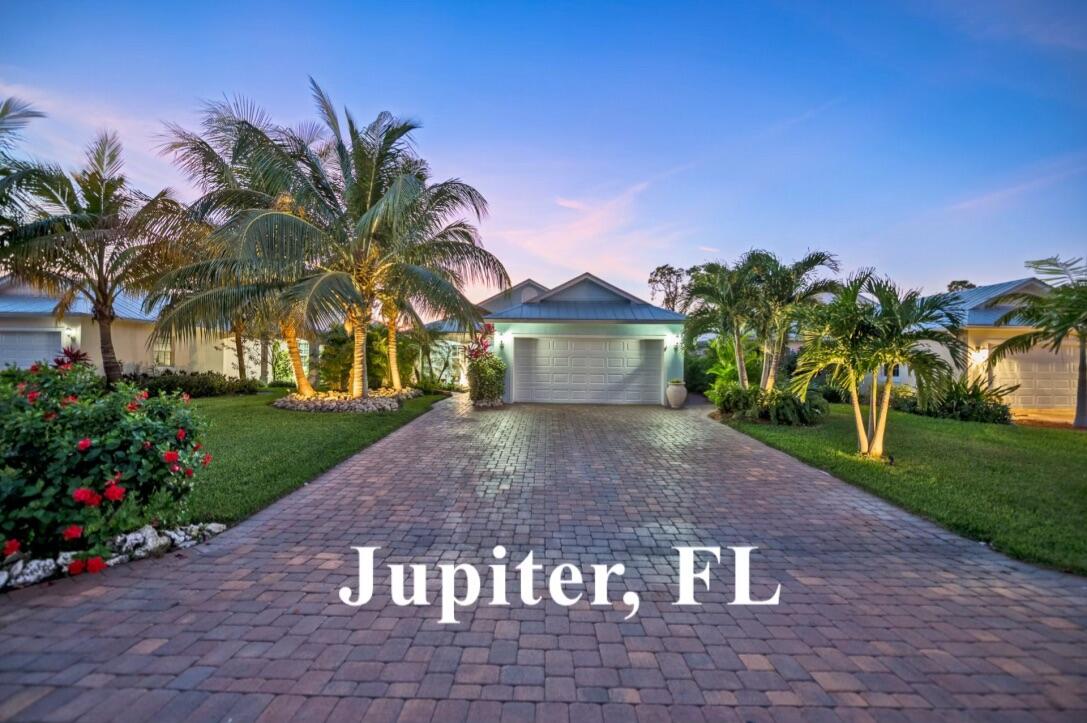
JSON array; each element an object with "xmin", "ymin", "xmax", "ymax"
[
  {"xmin": 162, "ymin": 450, "xmax": 179, "ymax": 464},
  {"xmin": 184, "ymin": 468, "xmax": 194, "ymax": 478},
  {"xmin": 62, "ymin": 524, "xmax": 83, "ymax": 541},
  {"xmin": 170, "ymin": 463, "xmax": 181, "ymax": 474},
  {"xmin": 126, "ymin": 401, "xmax": 140, "ymax": 412},
  {"xmin": 86, "ymin": 556, "xmax": 107, "ymax": 574},
  {"xmin": 77, "ymin": 438, "xmax": 92, "ymax": 452},
  {"xmin": 29, "ymin": 363, "xmax": 41, "ymax": 373},
  {"xmin": 2, "ymin": 539, "xmax": 19, "ymax": 557},
  {"xmin": 103, "ymin": 484, "xmax": 125, "ymax": 502},
  {"xmin": 44, "ymin": 411, "xmax": 57, "ymax": 421},
  {"xmin": 68, "ymin": 559, "xmax": 85, "ymax": 575},
  {"xmin": 202, "ymin": 453, "xmax": 213, "ymax": 467},
  {"xmin": 72, "ymin": 487, "xmax": 102, "ymax": 507},
  {"xmin": 139, "ymin": 390, "xmax": 149, "ymax": 400},
  {"xmin": 176, "ymin": 428, "xmax": 187, "ymax": 442},
  {"xmin": 26, "ymin": 390, "xmax": 40, "ymax": 404},
  {"xmin": 193, "ymin": 442, "xmax": 202, "ymax": 451},
  {"xmin": 61, "ymin": 395, "xmax": 78, "ymax": 406}
]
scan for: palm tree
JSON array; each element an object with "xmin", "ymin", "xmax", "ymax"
[
  {"xmin": 863, "ymin": 278, "xmax": 965, "ymax": 458},
  {"xmin": 792, "ymin": 273, "xmax": 964, "ymax": 459},
  {"xmin": 682, "ymin": 261, "xmax": 757, "ymax": 389},
  {"xmin": 989, "ymin": 256, "xmax": 1087, "ymax": 429},
  {"xmin": 744, "ymin": 249, "xmax": 840, "ymax": 390},
  {"xmin": 0, "ymin": 97, "xmax": 45, "ymax": 246},
  {"xmin": 2, "ymin": 132, "xmax": 182, "ymax": 383}
]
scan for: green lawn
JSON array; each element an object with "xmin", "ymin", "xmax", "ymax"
[
  {"xmin": 189, "ymin": 390, "xmax": 444, "ymax": 523},
  {"xmin": 730, "ymin": 404, "xmax": 1087, "ymax": 575}
]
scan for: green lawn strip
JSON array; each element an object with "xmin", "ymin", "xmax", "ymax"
[
  {"xmin": 729, "ymin": 404, "xmax": 1087, "ymax": 575},
  {"xmin": 189, "ymin": 390, "xmax": 445, "ymax": 524}
]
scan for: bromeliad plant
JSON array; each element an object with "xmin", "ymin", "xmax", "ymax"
[
  {"xmin": 466, "ymin": 323, "xmax": 506, "ymax": 404},
  {"xmin": 0, "ymin": 361, "xmax": 209, "ymax": 571}
]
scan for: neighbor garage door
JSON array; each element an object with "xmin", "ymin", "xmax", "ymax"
[
  {"xmin": 513, "ymin": 337, "xmax": 662, "ymax": 404},
  {"xmin": 0, "ymin": 330, "xmax": 63, "ymax": 369},
  {"xmin": 991, "ymin": 344, "xmax": 1078, "ymax": 409}
]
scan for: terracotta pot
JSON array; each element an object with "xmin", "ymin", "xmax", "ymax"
[{"xmin": 666, "ymin": 381, "xmax": 688, "ymax": 409}]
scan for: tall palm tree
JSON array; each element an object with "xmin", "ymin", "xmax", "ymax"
[
  {"xmin": 682, "ymin": 261, "xmax": 757, "ymax": 389},
  {"xmin": 2, "ymin": 132, "xmax": 182, "ymax": 383},
  {"xmin": 745, "ymin": 249, "xmax": 840, "ymax": 390},
  {"xmin": 989, "ymin": 256, "xmax": 1087, "ymax": 429}
]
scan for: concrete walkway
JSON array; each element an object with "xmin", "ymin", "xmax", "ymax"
[{"xmin": 1, "ymin": 396, "xmax": 1084, "ymax": 722}]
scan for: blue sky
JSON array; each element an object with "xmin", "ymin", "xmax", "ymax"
[{"xmin": 2, "ymin": 0, "xmax": 1085, "ymax": 301}]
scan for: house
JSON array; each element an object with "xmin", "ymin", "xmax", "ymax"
[
  {"xmin": 890, "ymin": 278, "xmax": 1079, "ymax": 416},
  {"xmin": 427, "ymin": 274, "xmax": 685, "ymax": 404},
  {"xmin": 0, "ymin": 279, "xmax": 238, "ymax": 376}
]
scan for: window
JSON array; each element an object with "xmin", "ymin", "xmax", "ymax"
[
  {"xmin": 154, "ymin": 340, "xmax": 174, "ymax": 367},
  {"xmin": 892, "ymin": 364, "xmax": 901, "ymax": 378}
]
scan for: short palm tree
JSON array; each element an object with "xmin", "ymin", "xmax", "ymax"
[
  {"xmin": 990, "ymin": 256, "xmax": 1087, "ymax": 429},
  {"xmin": 745, "ymin": 249, "xmax": 840, "ymax": 390},
  {"xmin": 2, "ymin": 132, "xmax": 182, "ymax": 383},
  {"xmin": 683, "ymin": 261, "xmax": 758, "ymax": 389},
  {"xmin": 792, "ymin": 273, "xmax": 964, "ymax": 459}
]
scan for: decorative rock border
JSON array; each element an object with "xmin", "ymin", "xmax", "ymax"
[
  {"xmin": 272, "ymin": 387, "xmax": 423, "ymax": 413},
  {"xmin": 0, "ymin": 522, "xmax": 226, "ymax": 591},
  {"xmin": 473, "ymin": 398, "xmax": 504, "ymax": 409}
]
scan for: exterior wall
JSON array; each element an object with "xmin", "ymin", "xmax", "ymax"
[
  {"xmin": 0, "ymin": 313, "xmax": 230, "ymax": 376},
  {"xmin": 492, "ymin": 321, "xmax": 684, "ymax": 405}
]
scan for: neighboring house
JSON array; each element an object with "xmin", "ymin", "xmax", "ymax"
[
  {"xmin": 0, "ymin": 279, "xmax": 237, "ymax": 376},
  {"xmin": 889, "ymin": 278, "xmax": 1079, "ymax": 414}
]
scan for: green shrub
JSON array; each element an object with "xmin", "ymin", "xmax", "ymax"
[
  {"xmin": 892, "ymin": 376, "xmax": 1014, "ymax": 424},
  {"xmin": 810, "ymin": 380, "xmax": 848, "ymax": 404},
  {"xmin": 267, "ymin": 379, "xmax": 297, "ymax": 389},
  {"xmin": 1, "ymin": 363, "xmax": 208, "ymax": 564},
  {"xmin": 467, "ymin": 354, "xmax": 506, "ymax": 403},
  {"xmin": 683, "ymin": 352, "xmax": 713, "ymax": 394},
  {"xmin": 123, "ymin": 370, "xmax": 260, "ymax": 397},
  {"xmin": 709, "ymin": 380, "xmax": 825, "ymax": 426}
]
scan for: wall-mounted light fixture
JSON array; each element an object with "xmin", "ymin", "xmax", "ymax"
[
  {"xmin": 663, "ymin": 333, "xmax": 681, "ymax": 351},
  {"xmin": 968, "ymin": 346, "xmax": 990, "ymax": 367}
]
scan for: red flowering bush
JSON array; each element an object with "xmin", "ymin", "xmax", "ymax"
[
  {"xmin": 465, "ymin": 324, "xmax": 506, "ymax": 403},
  {"xmin": 0, "ymin": 362, "xmax": 208, "ymax": 563}
]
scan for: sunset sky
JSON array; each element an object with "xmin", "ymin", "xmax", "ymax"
[{"xmin": 2, "ymin": 0, "xmax": 1085, "ymax": 302}]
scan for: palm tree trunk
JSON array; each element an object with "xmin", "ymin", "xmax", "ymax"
[
  {"xmin": 233, "ymin": 326, "xmax": 247, "ymax": 381},
  {"xmin": 732, "ymin": 328, "xmax": 749, "ymax": 390},
  {"xmin": 1075, "ymin": 335, "xmax": 1086, "ymax": 429},
  {"xmin": 259, "ymin": 333, "xmax": 270, "ymax": 384},
  {"xmin": 349, "ymin": 308, "xmax": 370, "ymax": 399},
  {"xmin": 98, "ymin": 316, "xmax": 123, "ymax": 385},
  {"xmin": 868, "ymin": 370, "xmax": 878, "ymax": 441},
  {"xmin": 869, "ymin": 375, "xmax": 895, "ymax": 459},
  {"xmin": 281, "ymin": 323, "xmax": 315, "ymax": 397},
  {"xmin": 308, "ymin": 334, "xmax": 321, "ymax": 389},
  {"xmin": 759, "ymin": 336, "xmax": 772, "ymax": 390},
  {"xmin": 386, "ymin": 308, "xmax": 402, "ymax": 391},
  {"xmin": 848, "ymin": 377, "xmax": 869, "ymax": 455}
]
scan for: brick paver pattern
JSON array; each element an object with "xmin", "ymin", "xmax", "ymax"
[{"xmin": 1, "ymin": 396, "xmax": 1085, "ymax": 722}]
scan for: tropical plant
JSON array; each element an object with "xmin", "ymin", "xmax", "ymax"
[
  {"xmin": 683, "ymin": 261, "xmax": 758, "ymax": 389},
  {"xmin": 1, "ymin": 362, "xmax": 208, "ymax": 562},
  {"xmin": 989, "ymin": 256, "xmax": 1087, "ymax": 429},
  {"xmin": 0, "ymin": 97, "xmax": 45, "ymax": 246},
  {"xmin": 892, "ymin": 375, "xmax": 1015, "ymax": 424},
  {"xmin": 1, "ymin": 132, "xmax": 184, "ymax": 383},
  {"xmin": 743, "ymin": 249, "xmax": 840, "ymax": 390},
  {"xmin": 792, "ymin": 272, "xmax": 965, "ymax": 459}
]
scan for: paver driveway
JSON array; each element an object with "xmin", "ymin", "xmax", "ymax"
[{"xmin": 1, "ymin": 396, "xmax": 1085, "ymax": 722}]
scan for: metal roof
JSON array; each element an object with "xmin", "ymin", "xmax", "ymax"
[
  {"xmin": 0, "ymin": 289, "xmax": 159, "ymax": 323},
  {"xmin": 424, "ymin": 318, "xmax": 470, "ymax": 334},
  {"xmin": 938, "ymin": 277, "xmax": 1045, "ymax": 327},
  {"xmin": 486, "ymin": 300, "xmax": 685, "ymax": 323}
]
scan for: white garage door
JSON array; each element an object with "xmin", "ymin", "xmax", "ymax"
[
  {"xmin": 513, "ymin": 337, "xmax": 662, "ymax": 404},
  {"xmin": 0, "ymin": 330, "xmax": 63, "ymax": 369},
  {"xmin": 992, "ymin": 344, "xmax": 1078, "ymax": 409}
]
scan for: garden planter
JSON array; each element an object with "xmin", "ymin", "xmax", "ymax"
[{"xmin": 666, "ymin": 381, "xmax": 688, "ymax": 408}]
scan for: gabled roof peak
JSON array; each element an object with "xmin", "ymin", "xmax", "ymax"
[{"xmin": 531, "ymin": 272, "xmax": 648, "ymax": 305}]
